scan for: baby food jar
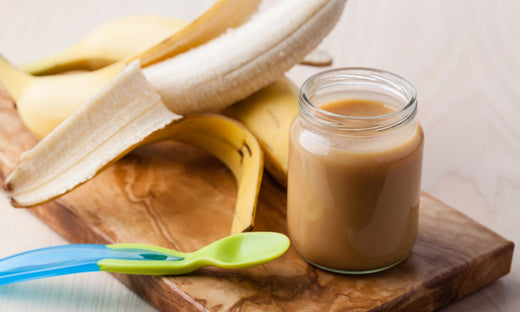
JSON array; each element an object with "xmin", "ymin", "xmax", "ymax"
[{"xmin": 287, "ymin": 68, "xmax": 424, "ymax": 274}]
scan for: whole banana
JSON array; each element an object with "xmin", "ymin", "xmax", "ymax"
[{"xmin": 4, "ymin": 0, "xmax": 346, "ymax": 217}]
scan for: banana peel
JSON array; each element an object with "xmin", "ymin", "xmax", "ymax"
[
  {"xmin": 144, "ymin": 114, "xmax": 263, "ymax": 234},
  {"xmin": 5, "ymin": 61, "xmax": 263, "ymax": 234}
]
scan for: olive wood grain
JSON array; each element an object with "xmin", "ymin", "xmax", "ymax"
[{"xmin": 0, "ymin": 88, "xmax": 513, "ymax": 311}]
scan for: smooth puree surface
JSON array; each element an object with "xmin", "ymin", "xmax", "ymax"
[
  {"xmin": 288, "ymin": 99, "xmax": 424, "ymax": 272},
  {"xmin": 321, "ymin": 99, "xmax": 395, "ymax": 117}
]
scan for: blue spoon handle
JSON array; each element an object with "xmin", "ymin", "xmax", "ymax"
[{"xmin": 0, "ymin": 244, "xmax": 182, "ymax": 286}]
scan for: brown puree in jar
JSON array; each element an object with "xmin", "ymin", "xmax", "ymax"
[{"xmin": 287, "ymin": 99, "xmax": 424, "ymax": 272}]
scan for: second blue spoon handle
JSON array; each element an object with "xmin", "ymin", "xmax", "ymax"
[{"xmin": 0, "ymin": 244, "xmax": 182, "ymax": 286}]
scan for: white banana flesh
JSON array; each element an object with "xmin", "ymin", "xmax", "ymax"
[
  {"xmin": 6, "ymin": 61, "xmax": 180, "ymax": 207},
  {"xmin": 5, "ymin": 0, "xmax": 346, "ymax": 212},
  {"xmin": 144, "ymin": 0, "xmax": 346, "ymax": 114}
]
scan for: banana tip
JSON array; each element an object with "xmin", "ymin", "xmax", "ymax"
[
  {"xmin": 7, "ymin": 196, "xmax": 24, "ymax": 208},
  {"xmin": 8, "ymin": 198, "xmax": 18, "ymax": 207},
  {"xmin": 2, "ymin": 182, "xmax": 21, "ymax": 208},
  {"xmin": 3, "ymin": 180, "xmax": 11, "ymax": 192}
]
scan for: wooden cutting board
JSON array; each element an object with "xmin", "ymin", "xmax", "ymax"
[{"xmin": 0, "ymin": 88, "xmax": 514, "ymax": 312}]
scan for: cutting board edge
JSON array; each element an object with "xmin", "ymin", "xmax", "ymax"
[
  {"xmin": 377, "ymin": 239, "xmax": 514, "ymax": 312},
  {"xmin": 420, "ymin": 192, "xmax": 514, "ymax": 244}
]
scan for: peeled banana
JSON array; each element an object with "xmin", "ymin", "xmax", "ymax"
[{"xmin": 4, "ymin": 0, "xmax": 345, "ymax": 215}]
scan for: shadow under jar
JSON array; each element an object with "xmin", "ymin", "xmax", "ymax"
[{"xmin": 287, "ymin": 68, "xmax": 424, "ymax": 274}]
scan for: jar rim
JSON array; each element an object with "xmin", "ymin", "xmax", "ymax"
[{"xmin": 299, "ymin": 67, "xmax": 417, "ymax": 131}]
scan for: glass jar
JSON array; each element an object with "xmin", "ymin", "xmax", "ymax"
[{"xmin": 287, "ymin": 68, "xmax": 424, "ymax": 274}]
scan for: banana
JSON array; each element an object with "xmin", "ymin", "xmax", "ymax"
[
  {"xmin": 24, "ymin": 16, "xmax": 188, "ymax": 76},
  {"xmin": 222, "ymin": 77, "xmax": 298, "ymax": 187},
  {"xmin": 0, "ymin": 0, "xmax": 261, "ymax": 138},
  {"xmin": 4, "ymin": 0, "xmax": 346, "ymax": 211}
]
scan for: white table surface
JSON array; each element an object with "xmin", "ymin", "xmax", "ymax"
[{"xmin": 0, "ymin": 0, "xmax": 518, "ymax": 311}]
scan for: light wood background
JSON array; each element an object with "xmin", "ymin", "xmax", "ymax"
[{"xmin": 0, "ymin": 0, "xmax": 518, "ymax": 311}]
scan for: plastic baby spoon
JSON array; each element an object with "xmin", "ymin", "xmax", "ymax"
[{"xmin": 0, "ymin": 231, "xmax": 290, "ymax": 286}]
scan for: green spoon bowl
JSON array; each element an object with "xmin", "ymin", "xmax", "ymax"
[{"xmin": 100, "ymin": 231, "xmax": 290, "ymax": 275}]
